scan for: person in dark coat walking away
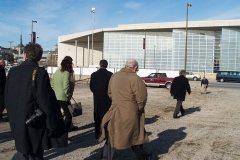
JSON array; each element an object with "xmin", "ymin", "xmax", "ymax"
[
  {"xmin": 170, "ymin": 70, "xmax": 191, "ymax": 118},
  {"xmin": 5, "ymin": 43, "xmax": 59, "ymax": 160},
  {"xmin": 0, "ymin": 59, "xmax": 6, "ymax": 122},
  {"xmin": 90, "ymin": 59, "xmax": 113, "ymax": 139},
  {"xmin": 201, "ymin": 77, "xmax": 209, "ymax": 94}
]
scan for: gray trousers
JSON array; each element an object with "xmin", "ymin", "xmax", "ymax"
[
  {"xmin": 173, "ymin": 101, "xmax": 183, "ymax": 117},
  {"xmin": 201, "ymin": 84, "xmax": 207, "ymax": 94}
]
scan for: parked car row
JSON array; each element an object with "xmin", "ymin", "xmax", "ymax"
[{"xmin": 216, "ymin": 71, "xmax": 240, "ymax": 82}]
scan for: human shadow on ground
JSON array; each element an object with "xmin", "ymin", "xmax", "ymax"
[
  {"xmin": 86, "ymin": 143, "xmax": 137, "ymax": 160},
  {"xmin": 85, "ymin": 132, "xmax": 153, "ymax": 160},
  {"xmin": 86, "ymin": 127, "xmax": 187, "ymax": 160},
  {"xmin": 44, "ymin": 124, "xmax": 100, "ymax": 159},
  {"xmin": 0, "ymin": 130, "xmax": 13, "ymax": 144},
  {"xmin": 201, "ymin": 92, "xmax": 211, "ymax": 94},
  {"xmin": 184, "ymin": 106, "xmax": 201, "ymax": 116},
  {"xmin": 144, "ymin": 127, "xmax": 187, "ymax": 159},
  {"xmin": 70, "ymin": 122, "xmax": 94, "ymax": 132},
  {"xmin": 145, "ymin": 115, "xmax": 160, "ymax": 125}
]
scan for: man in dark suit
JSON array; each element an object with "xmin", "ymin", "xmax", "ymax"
[
  {"xmin": 90, "ymin": 59, "xmax": 113, "ymax": 139},
  {"xmin": 170, "ymin": 70, "xmax": 191, "ymax": 118},
  {"xmin": 0, "ymin": 59, "xmax": 6, "ymax": 122}
]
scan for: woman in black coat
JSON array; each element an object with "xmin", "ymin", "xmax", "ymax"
[{"xmin": 5, "ymin": 43, "xmax": 64, "ymax": 159}]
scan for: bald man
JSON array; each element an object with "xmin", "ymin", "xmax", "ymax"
[{"xmin": 98, "ymin": 59, "xmax": 152, "ymax": 160}]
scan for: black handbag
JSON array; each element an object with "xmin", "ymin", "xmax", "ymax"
[{"xmin": 68, "ymin": 97, "xmax": 82, "ymax": 117}]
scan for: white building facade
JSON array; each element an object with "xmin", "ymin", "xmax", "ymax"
[{"xmin": 58, "ymin": 20, "xmax": 240, "ymax": 73}]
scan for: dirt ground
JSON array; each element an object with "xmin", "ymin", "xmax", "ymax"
[{"xmin": 0, "ymin": 80, "xmax": 240, "ymax": 160}]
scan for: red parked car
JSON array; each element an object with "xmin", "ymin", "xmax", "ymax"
[{"xmin": 141, "ymin": 73, "xmax": 174, "ymax": 89}]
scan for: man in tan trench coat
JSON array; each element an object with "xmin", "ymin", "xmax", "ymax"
[{"xmin": 98, "ymin": 59, "xmax": 152, "ymax": 160}]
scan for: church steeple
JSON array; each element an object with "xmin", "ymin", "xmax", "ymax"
[{"xmin": 20, "ymin": 30, "xmax": 22, "ymax": 45}]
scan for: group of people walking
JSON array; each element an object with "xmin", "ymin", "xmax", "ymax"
[
  {"xmin": 90, "ymin": 59, "xmax": 152, "ymax": 160},
  {"xmin": 1, "ymin": 42, "xmax": 209, "ymax": 160}
]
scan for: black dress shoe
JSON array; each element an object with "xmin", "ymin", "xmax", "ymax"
[
  {"xmin": 135, "ymin": 154, "xmax": 152, "ymax": 160},
  {"xmin": 181, "ymin": 112, "xmax": 185, "ymax": 116},
  {"xmin": 173, "ymin": 116, "xmax": 180, "ymax": 119},
  {"xmin": 0, "ymin": 118, "xmax": 8, "ymax": 122},
  {"xmin": 69, "ymin": 126, "xmax": 78, "ymax": 132},
  {"xmin": 145, "ymin": 154, "xmax": 152, "ymax": 160}
]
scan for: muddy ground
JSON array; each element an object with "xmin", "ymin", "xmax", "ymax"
[{"xmin": 0, "ymin": 80, "xmax": 240, "ymax": 160}]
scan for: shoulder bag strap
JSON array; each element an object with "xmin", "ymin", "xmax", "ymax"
[
  {"xmin": 32, "ymin": 67, "xmax": 39, "ymax": 110},
  {"xmin": 71, "ymin": 97, "xmax": 77, "ymax": 103}
]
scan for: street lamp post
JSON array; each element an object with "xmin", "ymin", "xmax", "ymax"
[
  {"xmin": 91, "ymin": 8, "xmax": 95, "ymax": 65},
  {"xmin": 31, "ymin": 20, "xmax": 37, "ymax": 43},
  {"xmin": 184, "ymin": 3, "xmax": 191, "ymax": 71},
  {"xmin": 143, "ymin": 29, "xmax": 146, "ymax": 69}
]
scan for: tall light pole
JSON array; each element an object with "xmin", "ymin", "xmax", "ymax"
[
  {"xmin": 91, "ymin": 8, "xmax": 95, "ymax": 65},
  {"xmin": 143, "ymin": 29, "xmax": 146, "ymax": 68},
  {"xmin": 31, "ymin": 20, "xmax": 37, "ymax": 43},
  {"xmin": 184, "ymin": 3, "xmax": 191, "ymax": 71}
]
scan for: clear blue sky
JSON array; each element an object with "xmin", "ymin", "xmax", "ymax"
[{"xmin": 1, "ymin": 0, "xmax": 240, "ymax": 51}]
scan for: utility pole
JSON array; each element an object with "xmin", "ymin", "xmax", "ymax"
[
  {"xmin": 8, "ymin": 41, "xmax": 13, "ymax": 51},
  {"xmin": 91, "ymin": 8, "xmax": 95, "ymax": 65},
  {"xmin": 184, "ymin": 3, "xmax": 192, "ymax": 71}
]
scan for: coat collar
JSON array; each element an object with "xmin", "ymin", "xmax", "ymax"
[
  {"xmin": 120, "ymin": 68, "xmax": 135, "ymax": 73},
  {"xmin": 98, "ymin": 68, "xmax": 106, "ymax": 70},
  {"xmin": 20, "ymin": 59, "xmax": 38, "ymax": 66}
]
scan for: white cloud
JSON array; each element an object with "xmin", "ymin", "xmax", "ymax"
[
  {"xmin": 0, "ymin": 22, "xmax": 20, "ymax": 37},
  {"xmin": 206, "ymin": 5, "xmax": 240, "ymax": 20},
  {"xmin": 123, "ymin": 1, "xmax": 143, "ymax": 9}
]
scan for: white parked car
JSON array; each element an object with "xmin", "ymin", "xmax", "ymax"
[{"xmin": 186, "ymin": 71, "xmax": 201, "ymax": 81}]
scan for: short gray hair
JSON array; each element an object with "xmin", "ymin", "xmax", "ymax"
[
  {"xmin": 179, "ymin": 70, "xmax": 186, "ymax": 75},
  {"xmin": 125, "ymin": 59, "xmax": 138, "ymax": 68}
]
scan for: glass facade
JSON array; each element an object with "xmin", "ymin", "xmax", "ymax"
[
  {"xmin": 104, "ymin": 32, "xmax": 172, "ymax": 69},
  {"xmin": 173, "ymin": 29, "xmax": 218, "ymax": 73},
  {"xmin": 103, "ymin": 28, "xmax": 240, "ymax": 73},
  {"xmin": 220, "ymin": 28, "xmax": 240, "ymax": 71}
]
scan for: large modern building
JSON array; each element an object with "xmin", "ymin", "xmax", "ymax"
[{"xmin": 58, "ymin": 20, "xmax": 240, "ymax": 73}]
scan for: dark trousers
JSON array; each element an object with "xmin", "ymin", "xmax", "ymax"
[
  {"xmin": 12, "ymin": 150, "xmax": 44, "ymax": 160},
  {"xmin": 94, "ymin": 111, "xmax": 101, "ymax": 138},
  {"xmin": 58, "ymin": 100, "xmax": 72, "ymax": 132},
  {"xmin": 173, "ymin": 100, "xmax": 185, "ymax": 117},
  {"xmin": 100, "ymin": 138, "xmax": 149, "ymax": 160},
  {"xmin": 0, "ymin": 93, "xmax": 5, "ymax": 119}
]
